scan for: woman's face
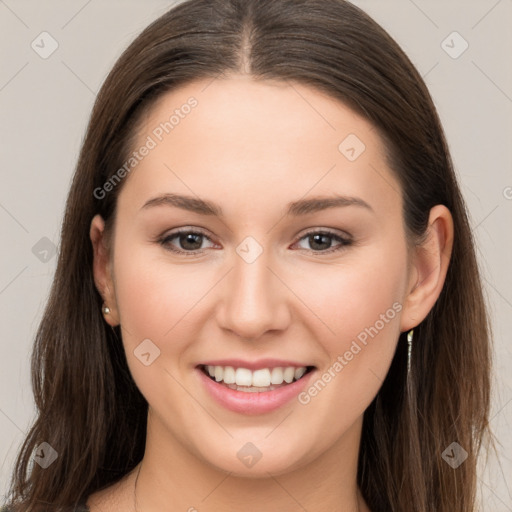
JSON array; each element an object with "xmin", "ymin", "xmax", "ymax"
[{"xmin": 94, "ymin": 75, "xmax": 419, "ymax": 476}]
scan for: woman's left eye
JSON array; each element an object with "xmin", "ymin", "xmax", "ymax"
[
  {"xmin": 293, "ymin": 231, "xmax": 352, "ymax": 253},
  {"xmin": 158, "ymin": 229, "xmax": 352, "ymax": 255}
]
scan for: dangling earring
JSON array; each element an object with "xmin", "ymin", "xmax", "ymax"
[
  {"xmin": 102, "ymin": 303, "xmax": 111, "ymax": 315},
  {"xmin": 407, "ymin": 329, "xmax": 414, "ymax": 374}
]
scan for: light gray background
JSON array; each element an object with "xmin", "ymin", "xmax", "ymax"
[{"xmin": 0, "ymin": 0, "xmax": 511, "ymax": 509}]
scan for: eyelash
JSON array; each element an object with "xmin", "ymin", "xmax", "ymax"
[{"xmin": 157, "ymin": 227, "xmax": 353, "ymax": 256}]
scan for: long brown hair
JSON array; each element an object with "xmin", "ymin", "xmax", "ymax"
[{"xmin": 5, "ymin": 1, "xmax": 493, "ymax": 510}]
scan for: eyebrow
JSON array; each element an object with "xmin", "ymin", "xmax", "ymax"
[{"xmin": 140, "ymin": 193, "xmax": 374, "ymax": 216}]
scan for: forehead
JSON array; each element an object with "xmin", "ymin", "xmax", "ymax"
[{"xmin": 118, "ymin": 75, "xmax": 402, "ymax": 220}]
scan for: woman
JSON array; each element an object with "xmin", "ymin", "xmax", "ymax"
[{"xmin": 3, "ymin": 0, "xmax": 493, "ymax": 510}]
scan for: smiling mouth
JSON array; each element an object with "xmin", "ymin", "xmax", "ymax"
[{"xmin": 198, "ymin": 364, "xmax": 316, "ymax": 393}]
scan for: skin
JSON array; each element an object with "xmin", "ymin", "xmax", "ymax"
[{"xmin": 88, "ymin": 75, "xmax": 453, "ymax": 512}]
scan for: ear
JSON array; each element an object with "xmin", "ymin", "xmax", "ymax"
[
  {"xmin": 90, "ymin": 214, "xmax": 120, "ymax": 326},
  {"xmin": 400, "ymin": 204, "xmax": 454, "ymax": 332}
]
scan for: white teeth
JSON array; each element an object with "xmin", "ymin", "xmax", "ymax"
[
  {"xmin": 235, "ymin": 368, "xmax": 253, "ymax": 386},
  {"xmin": 270, "ymin": 367, "xmax": 284, "ymax": 385},
  {"xmin": 283, "ymin": 367, "xmax": 295, "ymax": 383},
  {"xmin": 223, "ymin": 366, "xmax": 236, "ymax": 384},
  {"xmin": 252, "ymin": 369, "xmax": 271, "ymax": 387},
  {"xmin": 294, "ymin": 367, "xmax": 306, "ymax": 380},
  {"xmin": 204, "ymin": 365, "xmax": 309, "ymax": 388}
]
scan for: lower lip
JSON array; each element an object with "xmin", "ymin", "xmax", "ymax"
[{"xmin": 196, "ymin": 367, "xmax": 315, "ymax": 415}]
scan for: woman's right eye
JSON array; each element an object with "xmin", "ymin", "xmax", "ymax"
[
  {"xmin": 158, "ymin": 228, "xmax": 353, "ymax": 257},
  {"xmin": 159, "ymin": 229, "xmax": 216, "ymax": 255}
]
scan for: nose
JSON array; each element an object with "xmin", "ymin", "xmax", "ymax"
[{"xmin": 215, "ymin": 248, "xmax": 291, "ymax": 341}]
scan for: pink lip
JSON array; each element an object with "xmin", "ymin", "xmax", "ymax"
[
  {"xmin": 196, "ymin": 358, "xmax": 311, "ymax": 371},
  {"xmin": 196, "ymin": 366, "xmax": 316, "ymax": 415}
]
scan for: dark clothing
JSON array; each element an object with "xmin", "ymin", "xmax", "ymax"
[{"xmin": 0, "ymin": 500, "xmax": 89, "ymax": 512}]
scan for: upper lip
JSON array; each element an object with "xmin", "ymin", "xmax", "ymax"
[{"xmin": 196, "ymin": 359, "xmax": 314, "ymax": 371}]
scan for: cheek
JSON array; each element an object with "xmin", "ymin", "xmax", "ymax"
[
  {"xmin": 296, "ymin": 241, "xmax": 407, "ymax": 405},
  {"xmin": 110, "ymin": 243, "xmax": 210, "ymax": 408},
  {"xmin": 111, "ymin": 240, "xmax": 212, "ymax": 351},
  {"xmin": 295, "ymin": 243, "xmax": 407, "ymax": 347}
]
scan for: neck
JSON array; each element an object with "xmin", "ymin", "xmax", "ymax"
[{"xmin": 133, "ymin": 409, "xmax": 370, "ymax": 512}]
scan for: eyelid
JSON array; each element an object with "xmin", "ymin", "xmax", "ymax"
[
  {"xmin": 291, "ymin": 228, "xmax": 353, "ymax": 253},
  {"xmin": 157, "ymin": 226, "xmax": 353, "ymax": 255},
  {"xmin": 157, "ymin": 226, "xmax": 218, "ymax": 254},
  {"xmin": 294, "ymin": 227, "xmax": 352, "ymax": 242}
]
